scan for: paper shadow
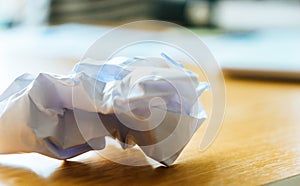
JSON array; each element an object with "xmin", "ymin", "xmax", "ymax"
[{"xmin": 0, "ymin": 147, "xmax": 216, "ymax": 185}]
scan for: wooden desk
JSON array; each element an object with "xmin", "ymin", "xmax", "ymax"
[{"xmin": 1, "ymin": 55, "xmax": 300, "ymax": 186}]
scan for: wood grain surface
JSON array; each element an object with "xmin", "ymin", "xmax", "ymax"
[{"xmin": 1, "ymin": 56, "xmax": 300, "ymax": 186}]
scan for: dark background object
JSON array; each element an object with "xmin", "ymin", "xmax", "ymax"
[
  {"xmin": 49, "ymin": 0, "xmax": 156, "ymax": 24},
  {"xmin": 154, "ymin": 0, "xmax": 217, "ymax": 27},
  {"xmin": 49, "ymin": 0, "xmax": 217, "ymax": 27}
]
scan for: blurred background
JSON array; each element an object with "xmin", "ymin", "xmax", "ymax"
[
  {"xmin": 1, "ymin": 0, "xmax": 300, "ymax": 29},
  {"xmin": 0, "ymin": 0, "xmax": 300, "ymax": 80}
]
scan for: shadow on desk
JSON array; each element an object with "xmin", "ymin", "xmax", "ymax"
[{"xmin": 0, "ymin": 146, "xmax": 216, "ymax": 186}]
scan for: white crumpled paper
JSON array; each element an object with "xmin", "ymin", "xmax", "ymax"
[{"xmin": 0, "ymin": 54, "xmax": 209, "ymax": 166}]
